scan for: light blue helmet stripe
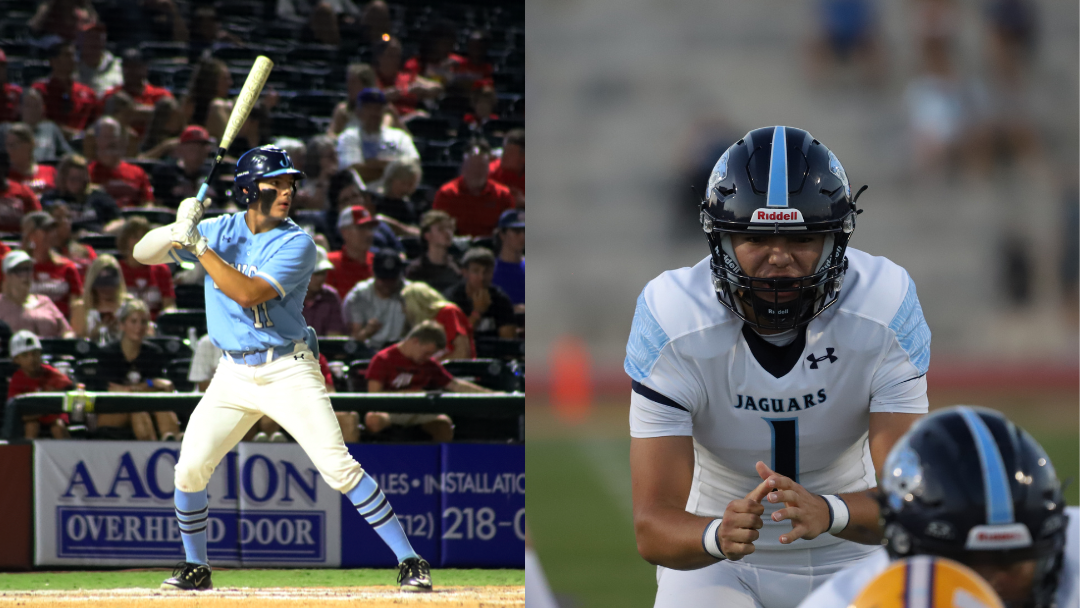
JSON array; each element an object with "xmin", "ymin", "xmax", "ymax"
[
  {"xmin": 957, "ymin": 407, "xmax": 1014, "ymax": 524},
  {"xmin": 766, "ymin": 126, "xmax": 788, "ymax": 208}
]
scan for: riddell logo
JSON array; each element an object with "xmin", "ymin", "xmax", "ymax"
[
  {"xmin": 751, "ymin": 208, "xmax": 804, "ymax": 223},
  {"xmin": 965, "ymin": 523, "xmax": 1032, "ymax": 550}
]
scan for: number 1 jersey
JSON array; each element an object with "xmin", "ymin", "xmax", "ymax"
[{"xmin": 626, "ymin": 248, "xmax": 930, "ymax": 553}]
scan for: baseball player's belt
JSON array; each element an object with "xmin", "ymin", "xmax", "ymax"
[{"xmin": 224, "ymin": 342, "xmax": 305, "ymax": 366}]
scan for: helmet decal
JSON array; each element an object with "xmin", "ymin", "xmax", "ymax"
[
  {"xmin": 957, "ymin": 407, "xmax": 1015, "ymax": 525},
  {"xmin": 828, "ymin": 150, "xmax": 851, "ymax": 199},
  {"xmin": 882, "ymin": 440, "xmax": 924, "ymax": 512},
  {"xmin": 766, "ymin": 126, "xmax": 788, "ymax": 208},
  {"xmin": 707, "ymin": 149, "xmax": 730, "ymax": 194}
]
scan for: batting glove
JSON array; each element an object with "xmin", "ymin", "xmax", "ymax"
[
  {"xmin": 176, "ymin": 197, "xmax": 206, "ymax": 227},
  {"xmin": 170, "ymin": 219, "xmax": 208, "ymax": 257}
]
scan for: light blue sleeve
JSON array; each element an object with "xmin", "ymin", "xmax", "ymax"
[
  {"xmin": 254, "ymin": 233, "xmax": 316, "ymax": 298},
  {"xmin": 887, "ymin": 273, "xmax": 931, "ymax": 375}
]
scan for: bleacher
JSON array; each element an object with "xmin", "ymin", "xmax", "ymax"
[{"xmin": 0, "ymin": 0, "xmax": 524, "ymax": 445}]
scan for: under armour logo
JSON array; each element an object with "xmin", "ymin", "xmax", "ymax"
[
  {"xmin": 806, "ymin": 348, "xmax": 837, "ymax": 369},
  {"xmin": 294, "ymin": 353, "xmax": 305, "ymax": 360}
]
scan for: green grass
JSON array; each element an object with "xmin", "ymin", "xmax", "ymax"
[
  {"xmin": 0, "ymin": 569, "xmax": 523, "ymax": 590},
  {"xmin": 527, "ymin": 438, "xmax": 655, "ymax": 608}
]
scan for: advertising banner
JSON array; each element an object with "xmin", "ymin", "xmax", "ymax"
[{"xmin": 34, "ymin": 441, "xmax": 524, "ymax": 568}]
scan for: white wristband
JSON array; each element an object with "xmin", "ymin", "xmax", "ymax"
[
  {"xmin": 821, "ymin": 495, "xmax": 850, "ymax": 535},
  {"xmin": 702, "ymin": 518, "xmax": 726, "ymax": 560}
]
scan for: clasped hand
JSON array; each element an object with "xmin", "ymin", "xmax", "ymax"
[{"xmin": 717, "ymin": 461, "xmax": 831, "ymax": 561}]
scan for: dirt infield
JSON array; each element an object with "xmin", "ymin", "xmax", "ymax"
[{"xmin": 0, "ymin": 586, "xmax": 524, "ymax": 607}]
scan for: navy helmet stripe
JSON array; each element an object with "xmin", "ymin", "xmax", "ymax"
[
  {"xmin": 766, "ymin": 126, "xmax": 789, "ymax": 208},
  {"xmin": 958, "ymin": 407, "xmax": 1014, "ymax": 524}
]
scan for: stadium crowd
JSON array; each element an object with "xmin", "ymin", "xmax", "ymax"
[{"xmin": 0, "ymin": 0, "xmax": 525, "ymax": 443}]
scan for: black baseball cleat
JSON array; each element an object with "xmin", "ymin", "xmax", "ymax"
[
  {"xmin": 397, "ymin": 557, "xmax": 432, "ymax": 592},
  {"xmin": 161, "ymin": 562, "xmax": 213, "ymax": 591}
]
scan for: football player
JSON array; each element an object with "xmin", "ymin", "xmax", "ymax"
[
  {"xmin": 627, "ymin": 126, "xmax": 930, "ymax": 608},
  {"xmin": 798, "ymin": 406, "xmax": 1077, "ymax": 608}
]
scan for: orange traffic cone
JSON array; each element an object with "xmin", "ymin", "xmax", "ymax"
[{"xmin": 549, "ymin": 335, "xmax": 593, "ymax": 424}]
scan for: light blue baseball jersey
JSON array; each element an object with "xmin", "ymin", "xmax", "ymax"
[{"xmin": 168, "ymin": 212, "xmax": 316, "ymax": 353}]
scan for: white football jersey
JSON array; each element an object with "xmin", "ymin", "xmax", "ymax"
[
  {"xmin": 627, "ymin": 248, "xmax": 930, "ymax": 553},
  {"xmin": 796, "ymin": 506, "xmax": 1080, "ymax": 608}
]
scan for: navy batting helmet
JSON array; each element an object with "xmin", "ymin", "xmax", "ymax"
[
  {"xmin": 879, "ymin": 406, "xmax": 1067, "ymax": 608},
  {"xmin": 234, "ymin": 145, "xmax": 305, "ymax": 205},
  {"xmin": 701, "ymin": 126, "xmax": 866, "ymax": 330}
]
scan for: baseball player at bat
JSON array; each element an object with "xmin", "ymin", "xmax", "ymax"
[{"xmin": 133, "ymin": 145, "xmax": 432, "ymax": 592}]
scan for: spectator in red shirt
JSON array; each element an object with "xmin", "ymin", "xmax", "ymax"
[
  {"xmin": 455, "ymin": 30, "xmax": 495, "ymax": 84},
  {"xmin": 116, "ymin": 216, "xmax": 174, "ymax": 318},
  {"xmin": 374, "ymin": 36, "xmax": 442, "ymax": 120},
  {"xmin": 432, "ymin": 139, "xmax": 515, "ymax": 237},
  {"xmin": 401, "ymin": 282, "xmax": 474, "ymax": 360},
  {"xmin": 327, "ymin": 205, "xmax": 376, "ymax": 297},
  {"xmin": 39, "ymin": 153, "xmax": 120, "ymax": 233},
  {"xmin": 102, "ymin": 49, "xmax": 173, "ymax": 139},
  {"xmin": 364, "ymin": 320, "xmax": 492, "ymax": 442},
  {"xmin": 8, "ymin": 329, "xmax": 74, "ymax": 439},
  {"xmin": 0, "ymin": 150, "xmax": 43, "ymax": 233},
  {"xmin": 32, "ymin": 40, "xmax": 99, "ymax": 136},
  {"xmin": 45, "ymin": 198, "xmax": 96, "ymax": 277},
  {"xmin": 489, "ymin": 129, "xmax": 525, "ymax": 207},
  {"xmin": 0, "ymin": 49, "xmax": 23, "ymax": 124},
  {"xmin": 463, "ymin": 79, "xmax": 498, "ymax": 132},
  {"xmin": 6, "ymin": 123, "xmax": 58, "ymax": 196},
  {"xmin": 88, "ymin": 116, "xmax": 154, "ymax": 207},
  {"xmin": 23, "ymin": 211, "xmax": 82, "ymax": 318},
  {"xmin": 403, "ymin": 20, "xmax": 464, "ymax": 85}
]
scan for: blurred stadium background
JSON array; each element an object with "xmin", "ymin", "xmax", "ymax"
[
  {"xmin": 527, "ymin": 0, "xmax": 1079, "ymax": 606},
  {"xmin": 0, "ymin": 0, "xmax": 525, "ymax": 604}
]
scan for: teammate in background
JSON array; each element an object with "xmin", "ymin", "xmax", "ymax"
[
  {"xmin": 133, "ymin": 145, "xmax": 432, "ymax": 592},
  {"xmin": 364, "ymin": 320, "xmax": 494, "ymax": 442},
  {"xmin": 627, "ymin": 127, "xmax": 930, "ymax": 608},
  {"xmin": 8, "ymin": 329, "xmax": 74, "ymax": 439},
  {"xmin": 798, "ymin": 406, "xmax": 1076, "ymax": 608},
  {"xmin": 848, "ymin": 556, "xmax": 1006, "ymax": 608}
]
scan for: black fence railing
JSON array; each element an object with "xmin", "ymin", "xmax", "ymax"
[{"xmin": 2, "ymin": 392, "xmax": 524, "ymax": 442}]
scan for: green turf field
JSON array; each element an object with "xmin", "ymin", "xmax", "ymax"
[
  {"xmin": 528, "ymin": 397, "xmax": 1080, "ymax": 608},
  {"xmin": 0, "ymin": 569, "xmax": 523, "ymax": 591}
]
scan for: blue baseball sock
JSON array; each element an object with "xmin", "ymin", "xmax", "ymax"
[
  {"xmin": 346, "ymin": 473, "xmax": 418, "ymax": 563},
  {"xmin": 175, "ymin": 489, "xmax": 209, "ymax": 566}
]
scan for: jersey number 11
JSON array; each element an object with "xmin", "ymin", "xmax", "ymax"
[
  {"xmin": 251, "ymin": 302, "xmax": 274, "ymax": 328},
  {"xmin": 764, "ymin": 417, "xmax": 798, "ymax": 482}
]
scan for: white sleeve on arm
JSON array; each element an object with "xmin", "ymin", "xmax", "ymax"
[
  {"xmin": 133, "ymin": 224, "xmax": 182, "ymax": 265},
  {"xmin": 625, "ymin": 290, "xmax": 702, "ymax": 438},
  {"xmin": 870, "ymin": 275, "xmax": 931, "ymax": 414}
]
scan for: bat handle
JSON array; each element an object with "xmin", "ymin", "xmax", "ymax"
[{"xmin": 195, "ymin": 148, "xmax": 228, "ymax": 206}]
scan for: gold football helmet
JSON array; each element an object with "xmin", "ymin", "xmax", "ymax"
[{"xmin": 850, "ymin": 555, "xmax": 1004, "ymax": 608}]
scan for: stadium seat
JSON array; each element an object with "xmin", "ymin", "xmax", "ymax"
[
  {"xmin": 79, "ymin": 234, "xmax": 116, "ymax": 251},
  {"xmin": 73, "ymin": 358, "xmax": 103, "ymax": 391},
  {"xmin": 287, "ymin": 44, "xmax": 340, "ymax": 66},
  {"xmin": 270, "ymin": 113, "xmax": 319, "ymax": 140},
  {"xmin": 139, "ymin": 41, "xmax": 189, "ymax": 62},
  {"xmin": 165, "ymin": 358, "xmax": 195, "ymax": 392},
  {"xmin": 145, "ymin": 336, "xmax": 188, "ymax": 357},
  {"xmin": 39, "ymin": 338, "xmax": 97, "ymax": 359},
  {"xmin": 475, "ymin": 338, "xmax": 524, "ymax": 360},
  {"xmin": 443, "ymin": 358, "xmax": 522, "ymax": 392},
  {"xmin": 420, "ymin": 163, "xmax": 459, "ymax": 189},
  {"xmin": 120, "ymin": 208, "xmax": 176, "ymax": 226},
  {"xmin": 346, "ymin": 358, "xmax": 372, "ymax": 392},
  {"xmin": 286, "ymin": 91, "xmax": 341, "ymax": 119},
  {"xmin": 319, "ymin": 337, "xmax": 374, "ymax": 363},
  {"xmin": 0, "ymin": 357, "xmax": 16, "ymax": 398},
  {"xmin": 482, "ymin": 118, "xmax": 524, "ymax": 142},
  {"xmin": 407, "ymin": 117, "xmax": 457, "ymax": 141},
  {"xmin": 16, "ymin": 59, "xmax": 49, "ymax": 86},
  {"xmin": 156, "ymin": 310, "xmax": 208, "ymax": 341},
  {"xmin": 173, "ymin": 283, "xmax": 205, "ymax": 309}
]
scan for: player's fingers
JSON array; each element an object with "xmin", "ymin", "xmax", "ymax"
[
  {"xmin": 744, "ymin": 477, "xmax": 772, "ymax": 503},
  {"xmin": 779, "ymin": 524, "xmax": 811, "ymax": 545},
  {"xmin": 765, "ymin": 474, "xmax": 795, "ymax": 491},
  {"xmin": 724, "ymin": 527, "xmax": 759, "ymax": 544},
  {"xmin": 171, "ymin": 242, "xmax": 183, "ymax": 249},
  {"xmin": 730, "ymin": 498, "xmax": 766, "ymax": 516},
  {"xmin": 755, "ymin": 460, "xmax": 774, "ymax": 482},
  {"xmin": 723, "ymin": 542, "xmax": 756, "ymax": 559},
  {"xmin": 723, "ymin": 512, "xmax": 763, "ymax": 531},
  {"xmin": 771, "ymin": 507, "xmax": 802, "ymax": 523},
  {"xmin": 766, "ymin": 490, "xmax": 799, "ymax": 505}
]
